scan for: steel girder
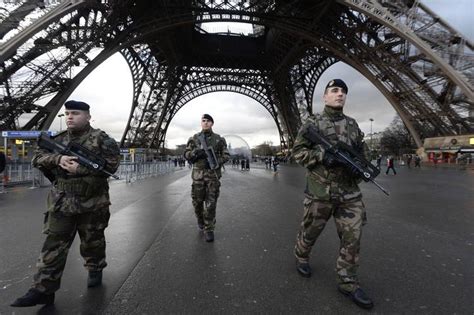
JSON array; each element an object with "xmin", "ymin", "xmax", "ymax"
[{"xmin": 1, "ymin": 0, "xmax": 472, "ymax": 150}]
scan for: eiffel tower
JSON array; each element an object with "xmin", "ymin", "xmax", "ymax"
[{"xmin": 1, "ymin": 0, "xmax": 473, "ymax": 151}]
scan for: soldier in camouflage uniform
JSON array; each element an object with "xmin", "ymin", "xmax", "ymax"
[
  {"xmin": 184, "ymin": 114, "xmax": 229, "ymax": 242},
  {"xmin": 292, "ymin": 79, "xmax": 374, "ymax": 309},
  {"xmin": 11, "ymin": 100, "xmax": 120, "ymax": 307}
]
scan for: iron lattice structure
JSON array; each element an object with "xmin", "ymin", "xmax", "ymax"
[{"xmin": 1, "ymin": 0, "xmax": 473, "ymax": 149}]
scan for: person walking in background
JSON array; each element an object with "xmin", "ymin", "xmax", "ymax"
[
  {"xmin": 272, "ymin": 157, "xmax": 279, "ymax": 172},
  {"xmin": 414, "ymin": 155, "xmax": 421, "ymax": 168},
  {"xmin": 385, "ymin": 155, "xmax": 397, "ymax": 175},
  {"xmin": 376, "ymin": 155, "xmax": 382, "ymax": 169}
]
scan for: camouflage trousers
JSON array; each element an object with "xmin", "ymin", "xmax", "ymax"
[
  {"xmin": 191, "ymin": 170, "xmax": 221, "ymax": 232},
  {"xmin": 294, "ymin": 195, "xmax": 366, "ymax": 292},
  {"xmin": 33, "ymin": 207, "xmax": 110, "ymax": 294}
]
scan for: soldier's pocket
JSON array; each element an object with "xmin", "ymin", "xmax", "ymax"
[
  {"xmin": 43, "ymin": 211, "xmax": 75, "ymax": 235},
  {"xmin": 79, "ymin": 208, "xmax": 111, "ymax": 231},
  {"xmin": 302, "ymin": 197, "xmax": 314, "ymax": 219},
  {"xmin": 191, "ymin": 169, "xmax": 204, "ymax": 181}
]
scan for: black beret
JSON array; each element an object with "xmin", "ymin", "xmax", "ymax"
[
  {"xmin": 325, "ymin": 79, "xmax": 348, "ymax": 94},
  {"xmin": 64, "ymin": 100, "xmax": 90, "ymax": 111},
  {"xmin": 202, "ymin": 114, "xmax": 214, "ymax": 123}
]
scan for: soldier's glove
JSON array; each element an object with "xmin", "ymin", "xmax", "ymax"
[
  {"xmin": 322, "ymin": 152, "xmax": 340, "ymax": 168},
  {"xmin": 192, "ymin": 149, "xmax": 207, "ymax": 160}
]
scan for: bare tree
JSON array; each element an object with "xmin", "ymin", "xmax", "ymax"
[{"xmin": 380, "ymin": 116, "xmax": 417, "ymax": 156}]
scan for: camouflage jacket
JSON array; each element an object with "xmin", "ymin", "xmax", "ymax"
[
  {"xmin": 184, "ymin": 130, "xmax": 230, "ymax": 180},
  {"xmin": 292, "ymin": 106, "xmax": 369, "ymax": 201},
  {"xmin": 32, "ymin": 124, "xmax": 120, "ymax": 215}
]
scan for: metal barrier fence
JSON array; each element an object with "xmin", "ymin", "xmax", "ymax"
[
  {"xmin": 116, "ymin": 161, "xmax": 175, "ymax": 182},
  {"xmin": 0, "ymin": 161, "xmax": 176, "ymax": 193}
]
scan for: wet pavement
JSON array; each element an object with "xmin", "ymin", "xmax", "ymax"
[{"xmin": 0, "ymin": 165, "xmax": 472, "ymax": 314}]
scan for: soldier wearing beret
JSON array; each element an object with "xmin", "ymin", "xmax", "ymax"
[
  {"xmin": 184, "ymin": 114, "xmax": 230, "ymax": 242},
  {"xmin": 292, "ymin": 80, "xmax": 374, "ymax": 309},
  {"xmin": 11, "ymin": 100, "xmax": 120, "ymax": 307}
]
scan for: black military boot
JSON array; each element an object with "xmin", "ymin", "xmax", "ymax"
[
  {"xmin": 10, "ymin": 288, "xmax": 55, "ymax": 307},
  {"xmin": 338, "ymin": 287, "xmax": 374, "ymax": 309},
  {"xmin": 296, "ymin": 261, "xmax": 312, "ymax": 278},
  {"xmin": 87, "ymin": 270, "xmax": 103, "ymax": 288},
  {"xmin": 197, "ymin": 220, "xmax": 205, "ymax": 231},
  {"xmin": 204, "ymin": 231, "xmax": 214, "ymax": 242}
]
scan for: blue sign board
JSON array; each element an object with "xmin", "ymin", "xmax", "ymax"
[{"xmin": 1, "ymin": 130, "xmax": 56, "ymax": 139}]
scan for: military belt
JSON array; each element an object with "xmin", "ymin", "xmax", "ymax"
[{"xmin": 55, "ymin": 177, "xmax": 107, "ymax": 197}]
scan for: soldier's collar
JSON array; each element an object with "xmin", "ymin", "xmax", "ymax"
[
  {"xmin": 201, "ymin": 129, "xmax": 213, "ymax": 135},
  {"xmin": 68, "ymin": 123, "xmax": 91, "ymax": 137},
  {"xmin": 323, "ymin": 106, "xmax": 344, "ymax": 121}
]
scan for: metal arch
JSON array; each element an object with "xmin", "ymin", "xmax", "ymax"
[
  {"xmin": 175, "ymin": 85, "xmax": 274, "ymax": 113},
  {"xmin": 114, "ymin": 10, "xmax": 470, "ymax": 142},
  {"xmin": 0, "ymin": 0, "xmax": 95, "ymax": 63},
  {"xmin": 119, "ymin": 45, "xmax": 170, "ymax": 147},
  {"xmin": 330, "ymin": 6, "xmax": 471, "ymax": 136},
  {"xmin": 155, "ymin": 84, "xmax": 286, "ymax": 153},
  {"xmin": 24, "ymin": 44, "xmax": 121, "ymax": 130},
  {"xmin": 2, "ymin": 7, "xmax": 117, "ymax": 130},
  {"xmin": 174, "ymin": 83, "xmax": 282, "ymax": 135},
  {"xmin": 60, "ymin": 4, "xmax": 469, "ymax": 143},
  {"xmin": 338, "ymin": 0, "xmax": 473, "ymax": 99},
  {"xmin": 288, "ymin": 48, "xmax": 339, "ymax": 116},
  {"xmin": 1, "ymin": 1, "xmax": 472, "ymax": 151}
]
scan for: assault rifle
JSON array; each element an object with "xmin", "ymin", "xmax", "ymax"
[
  {"xmin": 37, "ymin": 133, "xmax": 119, "ymax": 179},
  {"xmin": 198, "ymin": 133, "xmax": 219, "ymax": 170},
  {"xmin": 302, "ymin": 124, "xmax": 389, "ymax": 196}
]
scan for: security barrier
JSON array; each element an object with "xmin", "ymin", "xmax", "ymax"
[
  {"xmin": 116, "ymin": 161, "xmax": 175, "ymax": 183},
  {"xmin": 0, "ymin": 161, "xmax": 176, "ymax": 192}
]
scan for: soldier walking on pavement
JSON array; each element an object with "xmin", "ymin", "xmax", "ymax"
[
  {"xmin": 184, "ymin": 114, "xmax": 229, "ymax": 242},
  {"xmin": 292, "ymin": 79, "xmax": 374, "ymax": 309},
  {"xmin": 11, "ymin": 100, "xmax": 120, "ymax": 308}
]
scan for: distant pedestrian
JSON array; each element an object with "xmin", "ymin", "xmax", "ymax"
[
  {"xmin": 241, "ymin": 159, "xmax": 245, "ymax": 170},
  {"xmin": 385, "ymin": 156, "xmax": 397, "ymax": 175},
  {"xmin": 245, "ymin": 158, "xmax": 250, "ymax": 171},
  {"xmin": 376, "ymin": 155, "xmax": 382, "ymax": 169},
  {"xmin": 0, "ymin": 151, "xmax": 5, "ymax": 174},
  {"xmin": 414, "ymin": 155, "xmax": 421, "ymax": 168},
  {"xmin": 406, "ymin": 155, "xmax": 412, "ymax": 168},
  {"xmin": 272, "ymin": 157, "xmax": 279, "ymax": 172}
]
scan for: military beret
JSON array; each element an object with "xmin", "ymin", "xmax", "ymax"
[
  {"xmin": 202, "ymin": 113, "xmax": 214, "ymax": 123},
  {"xmin": 325, "ymin": 79, "xmax": 348, "ymax": 94},
  {"xmin": 64, "ymin": 100, "xmax": 90, "ymax": 111}
]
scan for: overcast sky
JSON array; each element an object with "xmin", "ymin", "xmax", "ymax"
[{"xmin": 49, "ymin": 1, "xmax": 473, "ymax": 148}]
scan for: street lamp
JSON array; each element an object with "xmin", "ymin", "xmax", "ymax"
[
  {"xmin": 57, "ymin": 114, "xmax": 65, "ymax": 131},
  {"xmin": 369, "ymin": 118, "xmax": 374, "ymax": 151}
]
